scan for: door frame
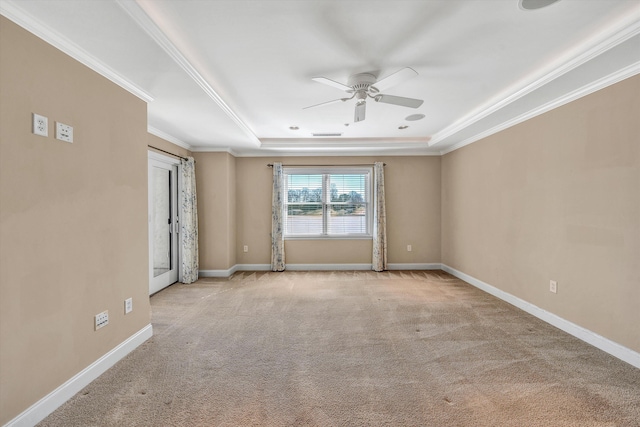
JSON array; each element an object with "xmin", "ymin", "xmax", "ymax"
[{"xmin": 148, "ymin": 150, "xmax": 181, "ymax": 295}]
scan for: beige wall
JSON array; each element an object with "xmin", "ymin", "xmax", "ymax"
[
  {"xmin": 441, "ymin": 74, "xmax": 640, "ymax": 353},
  {"xmin": 233, "ymin": 156, "xmax": 441, "ymax": 267},
  {"xmin": 148, "ymin": 133, "xmax": 192, "ymax": 159},
  {"xmin": 0, "ymin": 17, "xmax": 151, "ymax": 424},
  {"xmin": 193, "ymin": 152, "xmax": 237, "ymax": 270}
]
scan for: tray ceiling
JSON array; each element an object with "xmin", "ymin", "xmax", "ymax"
[{"xmin": 2, "ymin": 0, "xmax": 639, "ymax": 156}]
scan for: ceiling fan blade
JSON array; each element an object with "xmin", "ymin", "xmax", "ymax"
[
  {"xmin": 371, "ymin": 67, "xmax": 418, "ymax": 92},
  {"xmin": 374, "ymin": 94, "xmax": 423, "ymax": 108},
  {"xmin": 303, "ymin": 97, "xmax": 351, "ymax": 110},
  {"xmin": 312, "ymin": 77, "xmax": 353, "ymax": 92},
  {"xmin": 354, "ymin": 101, "xmax": 366, "ymax": 122}
]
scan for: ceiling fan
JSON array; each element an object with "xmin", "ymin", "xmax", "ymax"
[{"xmin": 304, "ymin": 67, "xmax": 424, "ymax": 123}]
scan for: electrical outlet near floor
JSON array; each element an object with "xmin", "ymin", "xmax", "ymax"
[
  {"xmin": 549, "ymin": 280, "xmax": 558, "ymax": 294},
  {"xmin": 407, "ymin": 245, "xmax": 412, "ymax": 252},
  {"xmin": 124, "ymin": 298, "xmax": 133, "ymax": 314},
  {"xmin": 243, "ymin": 245, "xmax": 249, "ymax": 253},
  {"xmin": 95, "ymin": 310, "xmax": 109, "ymax": 330}
]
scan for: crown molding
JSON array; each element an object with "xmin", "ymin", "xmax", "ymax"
[
  {"xmin": 440, "ymin": 62, "xmax": 640, "ymax": 156},
  {"xmin": 116, "ymin": 0, "xmax": 260, "ymax": 147},
  {"xmin": 251, "ymin": 137, "xmax": 437, "ymax": 157},
  {"xmin": 147, "ymin": 126, "xmax": 192, "ymax": 150},
  {"xmin": 0, "ymin": 1, "xmax": 154, "ymax": 103},
  {"xmin": 430, "ymin": 13, "xmax": 640, "ymax": 148},
  {"xmin": 259, "ymin": 137, "xmax": 431, "ymax": 148},
  {"xmin": 189, "ymin": 146, "xmax": 239, "ymax": 156},
  {"xmin": 231, "ymin": 148, "xmax": 441, "ymax": 158}
]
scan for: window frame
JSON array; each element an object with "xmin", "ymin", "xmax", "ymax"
[{"xmin": 283, "ymin": 166, "xmax": 373, "ymax": 240}]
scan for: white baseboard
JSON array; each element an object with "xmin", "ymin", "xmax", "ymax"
[
  {"xmin": 387, "ymin": 263, "xmax": 442, "ymax": 270},
  {"xmin": 286, "ymin": 263, "xmax": 373, "ymax": 271},
  {"xmin": 236, "ymin": 264, "xmax": 272, "ymax": 272},
  {"xmin": 200, "ymin": 263, "xmax": 443, "ymax": 277},
  {"xmin": 287, "ymin": 263, "xmax": 443, "ymax": 271},
  {"xmin": 200, "ymin": 263, "xmax": 372, "ymax": 275},
  {"xmin": 199, "ymin": 264, "xmax": 271, "ymax": 277},
  {"xmin": 5, "ymin": 324, "xmax": 153, "ymax": 427},
  {"xmin": 199, "ymin": 266, "xmax": 239, "ymax": 277},
  {"xmin": 441, "ymin": 264, "xmax": 640, "ymax": 369}
]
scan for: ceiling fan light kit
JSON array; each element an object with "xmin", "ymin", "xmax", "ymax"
[
  {"xmin": 306, "ymin": 67, "xmax": 424, "ymax": 123},
  {"xmin": 354, "ymin": 99, "xmax": 366, "ymax": 123}
]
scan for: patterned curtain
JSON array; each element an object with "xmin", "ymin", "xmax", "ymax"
[
  {"xmin": 372, "ymin": 162, "xmax": 387, "ymax": 272},
  {"xmin": 271, "ymin": 162, "xmax": 286, "ymax": 271},
  {"xmin": 180, "ymin": 157, "xmax": 199, "ymax": 283}
]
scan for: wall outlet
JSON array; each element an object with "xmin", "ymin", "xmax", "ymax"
[
  {"xmin": 407, "ymin": 245, "xmax": 412, "ymax": 252},
  {"xmin": 95, "ymin": 310, "xmax": 109, "ymax": 330},
  {"xmin": 549, "ymin": 280, "xmax": 557, "ymax": 294},
  {"xmin": 55, "ymin": 122, "xmax": 73, "ymax": 143},
  {"xmin": 243, "ymin": 245, "xmax": 248, "ymax": 253},
  {"xmin": 32, "ymin": 113, "xmax": 48, "ymax": 137},
  {"xmin": 124, "ymin": 298, "xmax": 133, "ymax": 314}
]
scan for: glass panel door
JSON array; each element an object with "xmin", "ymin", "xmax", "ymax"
[
  {"xmin": 152, "ymin": 167, "xmax": 171, "ymax": 277},
  {"xmin": 149, "ymin": 155, "xmax": 179, "ymax": 295}
]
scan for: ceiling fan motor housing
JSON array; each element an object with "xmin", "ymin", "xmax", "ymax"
[{"xmin": 347, "ymin": 73, "xmax": 378, "ymax": 94}]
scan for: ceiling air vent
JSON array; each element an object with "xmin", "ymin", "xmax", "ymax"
[{"xmin": 312, "ymin": 133, "xmax": 342, "ymax": 137}]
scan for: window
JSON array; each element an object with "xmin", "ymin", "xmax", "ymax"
[{"xmin": 283, "ymin": 167, "xmax": 372, "ymax": 238}]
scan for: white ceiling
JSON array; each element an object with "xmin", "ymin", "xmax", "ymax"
[{"xmin": 2, "ymin": 0, "xmax": 639, "ymax": 156}]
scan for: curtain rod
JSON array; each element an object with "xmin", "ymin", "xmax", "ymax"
[
  {"xmin": 148, "ymin": 145, "xmax": 189, "ymax": 161},
  {"xmin": 267, "ymin": 163, "xmax": 385, "ymax": 167}
]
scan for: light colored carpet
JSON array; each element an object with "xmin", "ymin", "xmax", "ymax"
[{"xmin": 39, "ymin": 270, "xmax": 640, "ymax": 426}]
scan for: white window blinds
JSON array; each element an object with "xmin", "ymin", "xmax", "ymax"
[{"xmin": 283, "ymin": 167, "xmax": 372, "ymax": 238}]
